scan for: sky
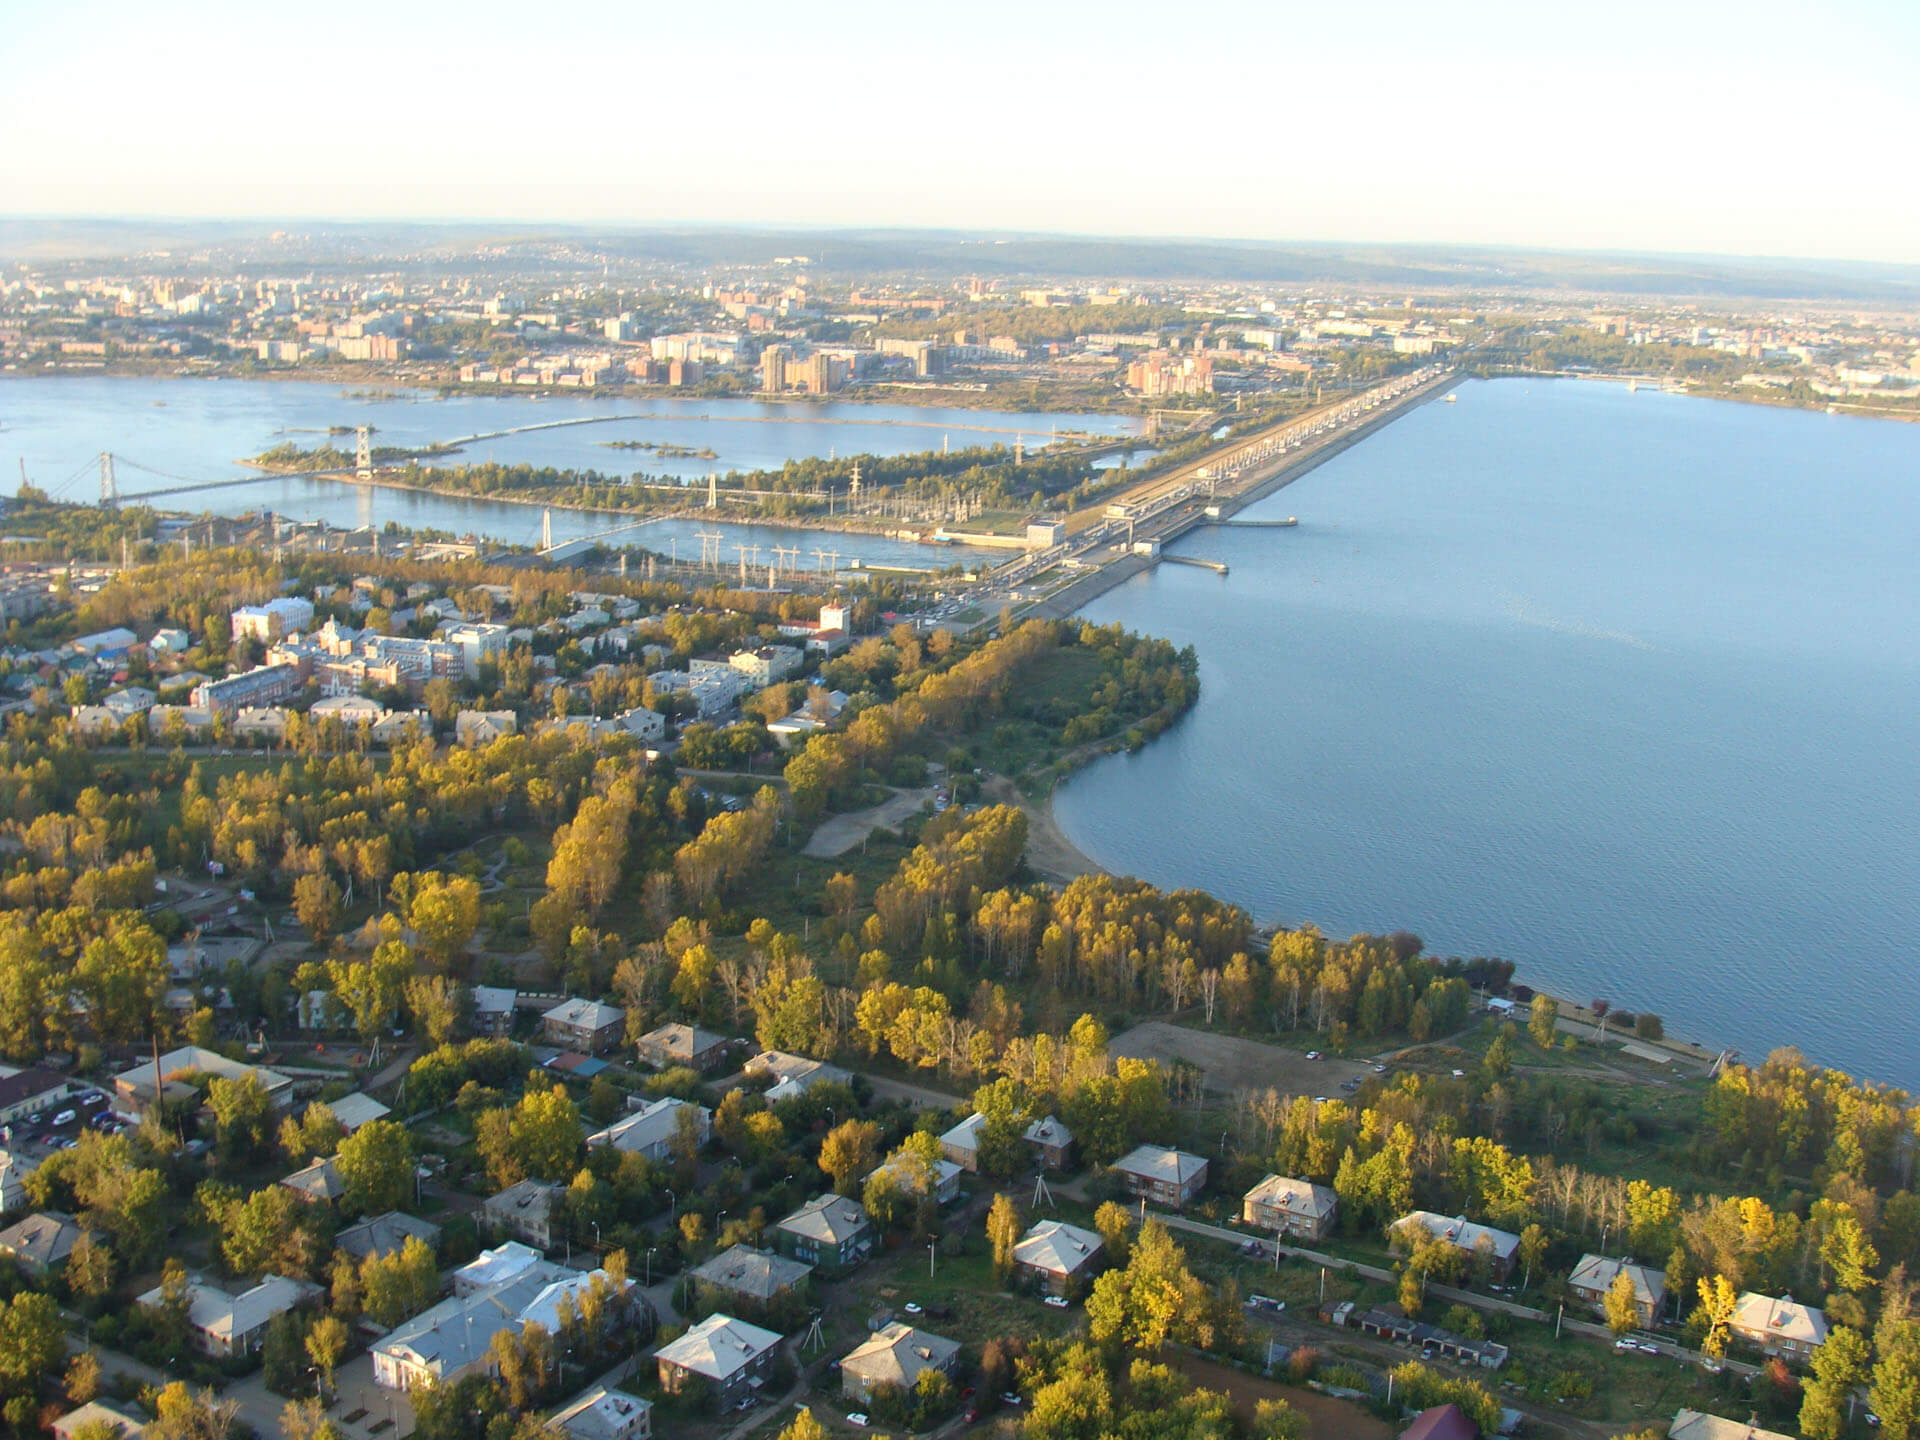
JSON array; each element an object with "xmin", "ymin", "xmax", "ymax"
[{"xmin": 3, "ymin": 0, "xmax": 1917, "ymax": 264}]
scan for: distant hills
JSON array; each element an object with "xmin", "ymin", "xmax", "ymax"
[{"xmin": 1, "ymin": 217, "xmax": 1913, "ymax": 303}]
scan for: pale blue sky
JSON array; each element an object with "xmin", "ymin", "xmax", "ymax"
[{"xmin": 3, "ymin": 0, "xmax": 1916, "ymax": 262}]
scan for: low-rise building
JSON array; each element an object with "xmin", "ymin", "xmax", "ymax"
[
  {"xmin": 1109, "ymin": 1144, "xmax": 1209, "ymax": 1209},
  {"xmin": 867, "ymin": 1151, "xmax": 963, "ymax": 1207},
  {"xmin": 689, "ymin": 1244, "xmax": 812, "ymax": 1307},
  {"xmin": 543, "ymin": 998, "xmax": 627, "ymax": 1053},
  {"xmin": 113, "ymin": 1047, "xmax": 294, "ymax": 1115},
  {"xmin": 655, "ymin": 1313, "xmax": 783, "ymax": 1407},
  {"xmin": 483, "ymin": 1179, "xmax": 564, "ymax": 1251},
  {"xmin": 729, "ymin": 645, "xmax": 804, "ymax": 687},
  {"xmin": 472, "ymin": 985, "xmax": 518, "ymax": 1034},
  {"xmin": 326, "ymin": 1092, "xmax": 392, "ymax": 1134},
  {"xmin": 0, "ymin": 1210, "xmax": 84, "ymax": 1276},
  {"xmin": 1390, "ymin": 1212, "xmax": 1521, "ymax": 1282},
  {"xmin": 456, "ymin": 710, "xmax": 518, "ymax": 746},
  {"xmin": 773, "ymin": 1194, "xmax": 873, "ymax": 1272},
  {"xmin": 939, "ymin": 1112, "xmax": 986, "ymax": 1172},
  {"xmin": 548, "ymin": 1387, "xmax": 652, "ymax": 1440},
  {"xmin": 1242, "ymin": 1175, "xmax": 1339, "ymax": 1240},
  {"xmin": 0, "ymin": 1067, "xmax": 75, "ymax": 1124},
  {"xmin": 1399, "ymin": 1403, "xmax": 1477, "ymax": 1440},
  {"xmin": 745, "ymin": 1050, "xmax": 849, "ymax": 1100},
  {"xmin": 335, "ymin": 1212, "xmax": 442, "ymax": 1263},
  {"xmin": 1023, "ymin": 1115, "xmax": 1075, "ymax": 1171},
  {"xmin": 52, "ymin": 1401, "xmax": 146, "ymax": 1440},
  {"xmin": 1668, "ymin": 1411, "xmax": 1795, "ymax": 1440},
  {"xmin": 193, "ymin": 664, "xmax": 302, "ymax": 717},
  {"xmin": 455, "ymin": 1241, "xmax": 559, "ymax": 1297},
  {"xmin": 280, "ymin": 1156, "xmax": 345, "ymax": 1205},
  {"xmin": 1568, "ymin": 1255, "xmax": 1667, "ymax": 1327},
  {"xmin": 1013, "ymin": 1220, "xmax": 1104, "ymax": 1295},
  {"xmin": 1729, "ymin": 1292, "xmax": 1829, "ymax": 1360},
  {"xmin": 634, "ymin": 1023, "xmax": 730, "ymax": 1074},
  {"xmin": 588, "ymin": 1096, "xmax": 711, "ymax": 1161},
  {"xmin": 840, "ymin": 1322, "xmax": 961, "ymax": 1405},
  {"xmin": 136, "ymin": 1274, "xmax": 320, "ymax": 1358}
]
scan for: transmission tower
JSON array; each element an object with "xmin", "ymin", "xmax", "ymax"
[
  {"xmin": 541, "ymin": 508, "xmax": 553, "ymax": 553},
  {"xmin": 706, "ymin": 472, "xmax": 718, "ymax": 509},
  {"xmin": 355, "ymin": 425, "xmax": 372, "ymax": 479},
  {"xmin": 98, "ymin": 452, "xmax": 118, "ymax": 507},
  {"xmin": 695, "ymin": 530, "xmax": 723, "ymax": 568},
  {"xmin": 1031, "ymin": 1172, "xmax": 1055, "ymax": 1209},
  {"xmin": 773, "ymin": 544, "xmax": 800, "ymax": 573},
  {"xmin": 848, "ymin": 460, "xmax": 862, "ymax": 508}
]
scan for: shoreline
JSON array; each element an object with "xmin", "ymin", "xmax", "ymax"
[{"xmin": 232, "ymin": 463, "xmax": 1001, "ymax": 554}]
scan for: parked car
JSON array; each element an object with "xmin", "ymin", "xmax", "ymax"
[
  {"xmin": 904, "ymin": 1302, "xmax": 923, "ymax": 1315},
  {"xmin": 1042, "ymin": 1295, "xmax": 1069, "ymax": 1309},
  {"xmin": 846, "ymin": 1415, "xmax": 869, "ymax": 1428},
  {"xmin": 999, "ymin": 1394, "xmax": 1022, "ymax": 1407},
  {"xmin": 1305, "ymin": 1051, "xmax": 1322, "ymax": 1061}
]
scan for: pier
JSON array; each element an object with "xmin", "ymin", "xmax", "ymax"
[{"xmin": 1160, "ymin": 554, "xmax": 1229, "ymax": 574}]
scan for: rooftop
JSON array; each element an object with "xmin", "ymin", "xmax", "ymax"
[
  {"xmin": 655, "ymin": 1312, "xmax": 783, "ymax": 1381},
  {"xmin": 1012, "ymin": 1220, "xmax": 1104, "ymax": 1275}
]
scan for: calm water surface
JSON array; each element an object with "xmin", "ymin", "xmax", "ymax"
[
  {"xmin": 0, "ymin": 377, "xmax": 1139, "ymax": 566},
  {"xmin": 1053, "ymin": 378, "xmax": 1920, "ymax": 1088}
]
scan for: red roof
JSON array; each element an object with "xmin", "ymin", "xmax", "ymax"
[{"xmin": 1401, "ymin": 1404, "xmax": 1477, "ymax": 1440}]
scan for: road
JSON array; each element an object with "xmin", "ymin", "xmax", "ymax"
[
  {"xmin": 803, "ymin": 786, "xmax": 936, "ymax": 858},
  {"xmin": 1147, "ymin": 1211, "xmax": 1757, "ymax": 1375}
]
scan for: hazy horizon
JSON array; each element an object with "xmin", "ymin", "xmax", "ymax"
[{"xmin": 5, "ymin": 0, "xmax": 1916, "ymax": 267}]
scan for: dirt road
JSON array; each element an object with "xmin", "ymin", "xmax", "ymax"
[
  {"xmin": 803, "ymin": 786, "xmax": 935, "ymax": 858},
  {"xmin": 1111, "ymin": 1020, "xmax": 1370, "ymax": 1097}
]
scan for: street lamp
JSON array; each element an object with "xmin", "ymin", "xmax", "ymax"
[
  {"xmin": 929, "ymin": 1239, "xmax": 937, "ymax": 1278},
  {"xmin": 666, "ymin": 1187, "xmax": 676, "ymax": 1219},
  {"xmin": 646, "ymin": 1247, "xmax": 657, "ymax": 1287}
]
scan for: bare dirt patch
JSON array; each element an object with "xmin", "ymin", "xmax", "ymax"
[
  {"xmin": 1174, "ymin": 1355, "xmax": 1392, "ymax": 1440},
  {"xmin": 1111, "ymin": 1020, "xmax": 1371, "ymax": 1097},
  {"xmin": 803, "ymin": 786, "xmax": 934, "ymax": 858}
]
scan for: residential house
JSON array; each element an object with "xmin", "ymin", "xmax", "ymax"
[
  {"xmin": 939, "ymin": 1113, "xmax": 986, "ymax": 1172},
  {"xmin": 867, "ymin": 1151, "xmax": 963, "ymax": 1207},
  {"xmin": 1109, "ymin": 1145, "xmax": 1209, "ymax": 1209},
  {"xmin": 689, "ymin": 1245, "xmax": 813, "ymax": 1307},
  {"xmin": 52, "ymin": 1402, "xmax": 145, "ymax": 1440},
  {"xmin": 654, "ymin": 1313, "xmax": 783, "ymax": 1407},
  {"xmin": 773, "ymin": 1194, "xmax": 872, "ymax": 1272},
  {"xmin": 548, "ymin": 1387, "xmax": 652, "ymax": 1440},
  {"xmin": 1023, "ymin": 1115, "xmax": 1075, "ymax": 1171},
  {"xmin": 729, "ymin": 645, "xmax": 804, "ymax": 687},
  {"xmin": 745, "ymin": 1050, "xmax": 849, "ymax": 1101},
  {"xmin": 482, "ymin": 1179, "xmax": 564, "ymax": 1251},
  {"xmin": 310, "ymin": 694, "xmax": 388, "ymax": 726},
  {"xmin": 588, "ymin": 1096, "xmax": 710, "ymax": 1161},
  {"xmin": 456, "ymin": 710, "xmax": 518, "ymax": 746},
  {"xmin": 1242, "ymin": 1175, "xmax": 1339, "ymax": 1240},
  {"xmin": 0, "ymin": 1210, "xmax": 84, "ymax": 1276},
  {"xmin": 1568, "ymin": 1256, "xmax": 1667, "ymax": 1328},
  {"xmin": 1729, "ymin": 1293, "xmax": 1829, "ymax": 1360},
  {"xmin": 840, "ymin": 1322, "xmax": 961, "ymax": 1405},
  {"xmin": 326, "ymin": 1092, "xmax": 392, "ymax": 1134},
  {"xmin": 472, "ymin": 986, "xmax": 518, "ymax": 1035},
  {"xmin": 136, "ymin": 1274, "xmax": 320, "ymax": 1358},
  {"xmin": 1390, "ymin": 1212, "xmax": 1521, "ymax": 1282},
  {"xmin": 634, "ymin": 1023, "xmax": 730, "ymax": 1074},
  {"xmin": 0, "ymin": 1150, "xmax": 38, "ymax": 1212},
  {"xmin": 1012, "ymin": 1220, "xmax": 1104, "ymax": 1295},
  {"xmin": 280, "ymin": 1156, "xmax": 345, "ymax": 1205},
  {"xmin": 542, "ymin": 998, "xmax": 627, "ymax": 1053},
  {"xmin": 1399, "ymin": 1403, "xmax": 1477, "ymax": 1440},
  {"xmin": 1668, "ymin": 1412, "xmax": 1794, "ymax": 1440},
  {"xmin": 335, "ymin": 1212, "xmax": 442, "ymax": 1263}
]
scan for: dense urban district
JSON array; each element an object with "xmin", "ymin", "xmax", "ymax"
[{"xmin": 0, "ymin": 229, "xmax": 1912, "ymax": 1440}]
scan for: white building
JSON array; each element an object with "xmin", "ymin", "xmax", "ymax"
[
  {"xmin": 587, "ymin": 1096, "xmax": 711, "ymax": 1161},
  {"xmin": 230, "ymin": 597, "xmax": 315, "ymax": 642},
  {"xmin": 549, "ymin": 1387, "xmax": 652, "ymax": 1440},
  {"xmin": 654, "ymin": 1313, "xmax": 782, "ymax": 1404}
]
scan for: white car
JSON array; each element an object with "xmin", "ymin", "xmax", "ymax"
[
  {"xmin": 904, "ymin": 1302, "xmax": 923, "ymax": 1315},
  {"xmin": 1305, "ymin": 1050, "xmax": 1322, "ymax": 1060},
  {"xmin": 51, "ymin": 1110, "xmax": 75, "ymax": 1126},
  {"xmin": 1042, "ymin": 1295, "xmax": 1069, "ymax": 1308},
  {"xmin": 846, "ymin": 1415, "xmax": 869, "ymax": 1428}
]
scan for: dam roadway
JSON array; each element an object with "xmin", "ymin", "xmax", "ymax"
[{"xmin": 1010, "ymin": 366, "xmax": 1458, "ymax": 621}]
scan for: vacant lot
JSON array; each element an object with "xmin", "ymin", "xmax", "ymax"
[
  {"xmin": 1111, "ymin": 1021, "xmax": 1370, "ymax": 1096},
  {"xmin": 1176, "ymin": 1355, "xmax": 1392, "ymax": 1440}
]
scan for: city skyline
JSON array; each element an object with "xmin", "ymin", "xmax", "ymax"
[{"xmin": 3, "ymin": 0, "xmax": 1918, "ymax": 266}]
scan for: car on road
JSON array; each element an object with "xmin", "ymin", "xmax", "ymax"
[
  {"xmin": 1373, "ymin": 1063, "xmax": 1388, "ymax": 1073},
  {"xmin": 1240, "ymin": 1240, "xmax": 1264, "ymax": 1256},
  {"xmin": 846, "ymin": 1415, "xmax": 869, "ymax": 1428},
  {"xmin": 1042, "ymin": 1295, "xmax": 1069, "ymax": 1308},
  {"xmin": 1305, "ymin": 1051, "xmax": 1321, "ymax": 1060},
  {"xmin": 1614, "ymin": 1338, "xmax": 1637, "ymax": 1352}
]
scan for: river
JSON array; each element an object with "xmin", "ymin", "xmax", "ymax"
[
  {"xmin": 1052, "ymin": 377, "xmax": 1920, "ymax": 1089},
  {"xmin": 0, "ymin": 377, "xmax": 1142, "ymax": 567}
]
